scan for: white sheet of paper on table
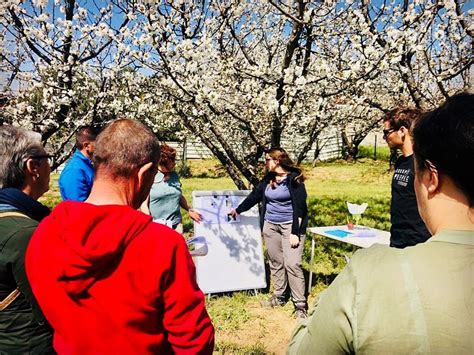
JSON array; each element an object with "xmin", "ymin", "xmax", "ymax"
[{"xmin": 352, "ymin": 228, "xmax": 377, "ymax": 238}]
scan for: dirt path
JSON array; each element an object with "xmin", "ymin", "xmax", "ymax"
[{"xmin": 216, "ymin": 299, "xmax": 299, "ymax": 354}]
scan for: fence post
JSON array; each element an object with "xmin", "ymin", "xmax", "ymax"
[
  {"xmin": 336, "ymin": 130, "xmax": 341, "ymax": 158},
  {"xmin": 182, "ymin": 137, "xmax": 187, "ymax": 161},
  {"xmin": 374, "ymin": 135, "xmax": 377, "ymax": 161}
]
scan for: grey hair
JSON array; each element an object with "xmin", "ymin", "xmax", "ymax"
[{"xmin": 0, "ymin": 125, "xmax": 46, "ymax": 189}]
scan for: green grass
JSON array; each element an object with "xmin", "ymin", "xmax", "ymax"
[
  {"xmin": 358, "ymin": 145, "xmax": 392, "ymax": 161},
  {"xmin": 39, "ymin": 174, "xmax": 61, "ymax": 209},
  {"xmin": 304, "ymin": 158, "xmax": 391, "ymax": 198},
  {"xmin": 206, "ymin": 293, "xmax": 253, "ymax": 332},
  {"xmin": 214, "ymin": 341, "xmax": 267, "ymax": 355}
]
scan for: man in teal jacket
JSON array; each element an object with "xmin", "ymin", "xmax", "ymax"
[{"xmin": 59, "ymin": 126, "xmax": 98, "ymax": 201}]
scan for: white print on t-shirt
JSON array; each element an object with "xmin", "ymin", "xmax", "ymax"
[{"xmin": 393, "ymin": 168, "xmax": 411, "ymax": 187}]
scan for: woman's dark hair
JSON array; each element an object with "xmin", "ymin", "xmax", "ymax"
[
  {"xmin": 267, "ymin": 147, "xmax": 304, "ymax": 184},
  {"xmin": 412, "ymin": 93, "xmax": 474, "ymax": 207}
]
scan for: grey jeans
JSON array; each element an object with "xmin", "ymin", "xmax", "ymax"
[{"xmin": 262, "ymin": 220, "xmax": 306, "ymax": 304}]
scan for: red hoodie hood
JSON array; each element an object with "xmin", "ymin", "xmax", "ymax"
[{"xmin": 45, "ymin": 201, "xmax": 152, "ymax": 297}]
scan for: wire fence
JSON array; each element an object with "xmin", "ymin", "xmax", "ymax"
[{"xmin": 164, "ymin": 131, "xmax": 342, "ymax": 163}]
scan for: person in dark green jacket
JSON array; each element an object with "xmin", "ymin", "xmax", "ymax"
[{"xmin": 0, "ymin": 125, "xmax": 54, "ymax": 354}]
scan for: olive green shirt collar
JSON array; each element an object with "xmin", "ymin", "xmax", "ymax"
[{"xmin": 427, "ymin": 229, "xmax": 474, "ymax": 246}]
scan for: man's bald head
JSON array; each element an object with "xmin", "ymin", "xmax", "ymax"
[{"xmin": 93, "ymin": 119, "xmax": 160, "ymax": 179}]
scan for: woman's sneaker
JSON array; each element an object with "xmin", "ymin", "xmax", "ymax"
[
  {"xmin": 295, "ymin": 308, "xmax": 308, "ymax": 320},
  {"xmin": 260, "ymin": 295, "xmax": 286, "ymax": 308},
  {"xmin": 294, "ymin": 302, "xmax": 308, "ymax": 320}
]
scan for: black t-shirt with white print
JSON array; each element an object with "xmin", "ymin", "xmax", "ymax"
[{"xmin": 390, "ymin": 154, "xmax": 430, "ymax": 248}]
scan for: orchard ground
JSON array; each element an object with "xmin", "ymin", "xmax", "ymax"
[{"xmin": 40, "ymin": 152, "xmax": 392, "ymax": 354}]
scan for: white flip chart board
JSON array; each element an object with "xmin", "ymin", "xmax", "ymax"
[{"xmin": 192, "ymin": 190, "xmax": 267, "ymax": 294}]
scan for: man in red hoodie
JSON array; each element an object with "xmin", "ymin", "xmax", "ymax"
[{"xmin": 26, "ymin": 119, "xmax": 214, "ymax": 354}]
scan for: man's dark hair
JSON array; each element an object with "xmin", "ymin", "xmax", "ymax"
[
  {"xmin": 383, "ymin": 108, "xmax": 422, "ymax": 131},
  {"xmin": 76, "ymin": 126, "xmax": 100, "ymax": 150},
  {"xmin": 412, "ymin": 93, "xmax": 474, "ymax": 207}
]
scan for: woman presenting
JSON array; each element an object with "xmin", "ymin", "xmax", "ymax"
[
  {"xmin": 142, "ymin": 144, "xmax": 201, "ymax": 233},
  {"xmin": 230, "ymin": 147, "xmax": 308, "ymax": 319}
]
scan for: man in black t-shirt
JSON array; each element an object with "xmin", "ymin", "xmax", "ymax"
[{"xmin": 383, "ymin": 108, "xmax": 430, "ymax": 248}]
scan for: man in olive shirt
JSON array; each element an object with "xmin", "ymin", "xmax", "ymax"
[
  {"xmin": 288, "ymin": 231, "xmax": 472, "ymax": 354},
  {"xmin": 288, "ymin": 94, "xmax": 473, "ymax": 354}
]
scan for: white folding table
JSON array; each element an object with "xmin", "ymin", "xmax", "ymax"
[{"xmin": 307, "ymin": 225, "xmax": 390, "ymax": 292}]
